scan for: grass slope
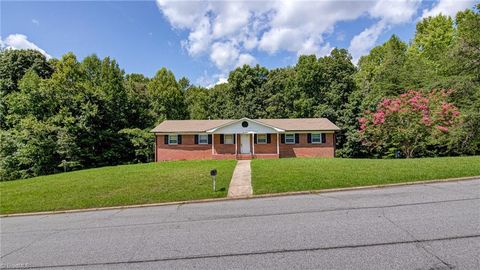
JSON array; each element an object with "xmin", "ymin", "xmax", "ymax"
[
  {"xmin": 0, "ymin": 160, "xmax": 236, "ymax": 214},
  {"xmin": 252, "ymin": 156, "xmax": 480, "ymax": 194}
]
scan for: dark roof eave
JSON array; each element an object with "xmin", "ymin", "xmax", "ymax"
[{"xmin": 152, "ymin": 129, "xmax": 341, "ymax": 133}]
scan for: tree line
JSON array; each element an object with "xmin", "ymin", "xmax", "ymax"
[{"xmin": 1, "ymin": 6, "xmax": 478, "ymax": 180}]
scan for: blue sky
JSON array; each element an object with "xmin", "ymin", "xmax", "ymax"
[{"xmin": 1, "ymin": 0, "xmax": 476, "ymax": 86}]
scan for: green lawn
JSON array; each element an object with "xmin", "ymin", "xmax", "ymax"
[
  {"xmin": 252, "ymin": 156, "xmax": 480, "ymax": 194},
  {"xmin": 0, "ymin": 160, "xmax": 236, "ymax": 215}
]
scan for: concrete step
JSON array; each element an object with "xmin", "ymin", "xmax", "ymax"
[{"xmin": 236, "ymin": 154, "xmax": 253, "ymax": 160}]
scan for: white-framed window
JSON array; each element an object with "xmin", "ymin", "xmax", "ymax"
[
  {"xmin": 198, "ymin": 134, "xmax": 209, "ymax": 144},
  {"xmin": 224, "ymin": 134, "xmax": 234, "ymax": 144},
  {"xmin": 311, "ymin": 133, "xmax": 322, "ymax": 144},
  {"xmin": 257, "ymin": 134, "xmax": 267, "ymax": 144},
  {"xmin": 168, "ymin": 134, "xmax": 178, "ymax": 145},
  {"xmin": 285, "ymin": 133, "xmax": 295, "ymax": 144}
]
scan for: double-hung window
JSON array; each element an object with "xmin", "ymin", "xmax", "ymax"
[
  {"xmin": 198, "ymin": 134, "xmax": 209, "ymax": 144},
  {"xmin": 257, "ymin": 134, "xmax": 267, "ymax": 144},
  {"xmin": 311, "ymin": 133, "xmax": 322, "ymax": 144},
  {"xmin": 285, "ymin": 133, "xmax": 295, "ymax": 144},
  {"xmin": 224, "ymin": 134, "xmax": 234, "ymax": 144},
  {"xmin": 168, "ymin": 134, "xmax": 178, "ymax": 145}
]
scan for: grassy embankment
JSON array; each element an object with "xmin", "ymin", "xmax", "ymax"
[
  {"xmin": 0, "ymin": 160, "xmax": 236, "ymax": 214},
  {"xmin": 251, "ymin": 156, "xmax": 480, "ymax": 194}
]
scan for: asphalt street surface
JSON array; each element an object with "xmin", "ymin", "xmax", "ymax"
[{"xmin": 1, "ymin": 179, "xmax": 479, "ymax": 269}]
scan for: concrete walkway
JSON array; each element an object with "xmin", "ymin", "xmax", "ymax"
[{"xmin": 227, "ymin": 160, "xmax": 253, "ymax": 198}]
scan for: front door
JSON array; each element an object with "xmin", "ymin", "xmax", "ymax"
[{"xmin": 240, "ymin": 134, "xmax": 251, "ymax": 154}]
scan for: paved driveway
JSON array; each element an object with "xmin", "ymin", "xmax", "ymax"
[{"xmin": 1, "ymin": 179, "xmax": 479, "ymax": 269}]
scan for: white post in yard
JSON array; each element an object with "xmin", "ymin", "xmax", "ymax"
[
  {"xmin": 211, "ymin": 134, "xmax": 214, "ymax": 155},
  {"xmin": 277, "ymin": 133, "xmax": 280, "ymax": 156},
  {"xmin": 252, "ymin": 133, "xmax": 255, "ymax": 155}
]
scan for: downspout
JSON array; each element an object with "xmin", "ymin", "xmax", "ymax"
[
  {"xmin": 333, "ymin": 132, "xmax": 336, "ymax": 157},
  {"xmin": 154, "ymin": 134, "xmax": 157, "ymax": 162}
]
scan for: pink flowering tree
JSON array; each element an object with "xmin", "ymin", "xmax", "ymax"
[{"xmin": 359, "ymin": 90, "xmax": 461, "ymax": 158}]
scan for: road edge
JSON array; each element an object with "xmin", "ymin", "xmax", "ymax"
[{"xmin": 1, "ymin": 175, "xmax": 478, "ymax": 218}]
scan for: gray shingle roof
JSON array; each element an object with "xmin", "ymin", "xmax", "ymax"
[{"xmin": 151, "ymin": 118, "xmax": 340, "ymax": 133}]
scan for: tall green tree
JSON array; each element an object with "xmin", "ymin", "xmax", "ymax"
[
  {"xmin": 410, "ymin": 14, "xmax": 455, "ymax": 64},
  {"xmin": 207, "ymin": 83, "xmax": 231, "ymax": 119},
  {"xmin": 124, "ymin": 73, "xmax": 152, "ymax": 129},
  {"xmin": 0, "ymin": 49, "xmax": 54, "ymax": 128},
  {"xmin": 356, "ymin": 35, "xmax": 410, "ymax": 110},
  {"xmin": 0, "ymin": 117, "xmax": 58, "ymax": 180},
  {"xmin": 185, "ymin": 86, "xmax": 210, "ymax": 119},
  {"xmin": 147, "ymin": 68, "xmax": 187, "ymax": 123},
  {"xmin": 227, "ymin": 64, "xmax": 269, "ymax": 118},
  {"xmin": 263, "ymin": 67, "xmax": 295, "ymax": 118}
]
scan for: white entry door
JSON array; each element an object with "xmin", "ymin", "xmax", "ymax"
[{"xmin": 240, "ymin": 134, "xmax": 251, "ymax": 154}]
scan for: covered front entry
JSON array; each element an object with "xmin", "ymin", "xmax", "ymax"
[
  {"xmin": 208, "ymin": 118, "xmax": 283, "ymax": 160},
  {"xmin": 240, "ymin": 134, "xmax": 251, "ymax": 154}
]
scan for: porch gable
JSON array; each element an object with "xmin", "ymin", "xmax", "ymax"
[{"xmin": 207, "ymin": 118, "xmax": 284, "ymax": 134}]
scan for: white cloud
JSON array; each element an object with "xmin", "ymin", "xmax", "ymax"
[
  {"xmin": 156, "ymin": 0, "xmax": 206, "ymax": 28},
  {"xmin": 1, "ymin": 34, "xmax": 51, "ymax": 59},
  {"xmin": 155, "ymin": 0, "xmax": 433, "ymax": 73},
  {"xmin": 349, "ymin": 0, "xmax": 420, "ymax": 63},
  {"xmin": 348, "ymin": 21, "xmax": 387, "ymax": 64},
  {"xmin": 184, "ymin": 16, "xmax": 212, "ymax": 56},
  {"xmin": 156, "ymin": 0, "xmax": 372, "ymax": 71},
  {"xmin": 196, "ymin": 71, "xmax": 228, "ymax": 89},
  {"xmin": 236, "ymin": 53, "xmax": 256, "ymax": 67},
  {"xmin": 370, "ymin": 0, "xmax": 420, "ymax": 24},
  {"xmin": 210, "ymin": 42, "xmax": 240, "ymax": 70},
  {"xmin": 211, "ymin": 2, "xmax": 252, "ymax": 38},
  {"xmin": 421, "ymin": 0, "xmax": 475, "ymax": 19},
  {"xmin": 31, "ymin": 19, "xmax": 40, "ymax": 26}
]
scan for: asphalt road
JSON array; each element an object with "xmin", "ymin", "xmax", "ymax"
[{"xmin": 1, "ymin": 179, "xmax": 479, "ymax": 270}]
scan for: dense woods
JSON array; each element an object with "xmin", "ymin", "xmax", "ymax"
[{"xmin": 1, "ymin": 6, "xmax": 479, "ymax": 180}]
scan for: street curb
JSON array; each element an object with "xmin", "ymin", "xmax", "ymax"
[{"xmin": 1, "ymin": 176, "xmax": 478, "ymax": 218}]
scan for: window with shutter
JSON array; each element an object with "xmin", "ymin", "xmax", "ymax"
[
  {"xmin": 198, "ymin": 134, "xmax": 208, "ymax": 144},
  {"xmin": 285, "ymin": 134, "xmax": 295, "ymax": 144},
  {"xmin": 311, "ymin": 133, "xmax": 322, "ymax": 143},
  {"xmin": 224, "ymin": 134, "xmax": 234, "ymax": 144},
  {"xmin": 257, "ymin": 134, "xmax": 267, "ymax": 144},
  {"xmin": 168, "ymin": 134, "xmax": 178, "ymax": 145}
]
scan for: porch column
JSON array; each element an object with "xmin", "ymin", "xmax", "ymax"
[
  {"xmin": 276, "ymin": 133, "xmax": 279, "ymax": 156},
  {"xmin": 251, "ymin": 133, "xmax": 255, "ymax": 155},
  {"xmin": 235, "ymin": 133, "xmax": 237, "ymax": 155},
  {"xmin": 211, "ymin": 134, "xmax": 215, "ymax": 155}
]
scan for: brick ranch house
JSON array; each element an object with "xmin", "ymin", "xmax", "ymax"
[{"xmin": 151, "ymin": 118, "xmax": 340, "ymax": 161}]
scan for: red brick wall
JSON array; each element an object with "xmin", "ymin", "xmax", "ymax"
[
  {"xmin": 156, "ymin": 135, "xmax": 211, "ymax": 161},
  {"xmin": 213, "ymin": 134, "xmax": 236, "ymax": 155},
  {"xmin": 279, "ymin": 133, "xmax": 335, "ymax": 158},
  {"xmin": 155, "ymin": 133, "xmax": 336, "ymax": 161},
  {"xmin": 254, "ymin": 134, "xmax": 278, "ymax": 154}
]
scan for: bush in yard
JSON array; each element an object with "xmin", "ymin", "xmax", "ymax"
[
  {"xmin": 119, "ymin": 128, "xmax": 154, "ymax": 163},
  {"xmin": 358, "ymin": 90, "xmax": 461, "ymax": 158}
]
